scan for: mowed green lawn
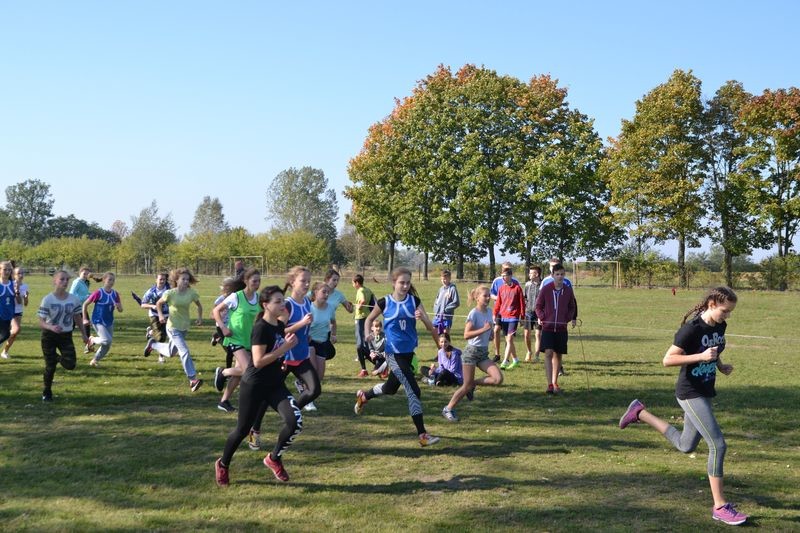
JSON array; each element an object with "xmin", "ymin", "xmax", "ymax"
[{"xmin": 0, "ymin": 273, "xmax": 797, "ymax": 531}]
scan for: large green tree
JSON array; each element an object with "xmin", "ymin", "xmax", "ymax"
[
  {"xmin": 606, "ymin": 69, "xmax": 706, "ymax": 287},
  {"xmin": 737, "ymin": 87, "xmax": 800, "ymax": 261},
  {"xmin": 4, "ymin": 178, "xmax": 54, "ymax": 245},
  {"xmin": 126, "ymin": 200, "xmax": 178, "ymax": 274},
  {"xmin": 700, "ymin": 81, "xmax": 771, "ymax": 286},
  {"xmin": 189, "ymin": 196, "xmax": 229, "ymax": 237},
  {"xmin": 45, "ymin": 215, "xmax": 120, "ymax": 244}
]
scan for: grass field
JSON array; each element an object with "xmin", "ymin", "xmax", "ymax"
[{"xmin": 0, "ymin": 274, "xmax": 798, "ymax": 531}]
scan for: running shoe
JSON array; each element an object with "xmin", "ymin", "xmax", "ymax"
[
  {"xmin": 89, "ymin": 358, "xmax": 99, "ymax": 367},
  {"xmin": 357, "ymin": 369, "xmax": 368, "ymax": 378},
  {"xmin": 533, "ymin": 353, "xmax": 541, "ymax": 363},
  {"xmin": 524, "ymin": 352, "xmax": 532, "ymax": 363},
  {"xmin": 247, "ymin": 430, "xmax": 261, "ymax": 450},
  {"xmin": 712, "ymin": 503, "xmax": 748, "ymax": 525},
  {"xmin": 304, "ymin": 401, "xmax": 318, "ymax": 412},
  {"xmin": 507, "ymin": 359, "xmax": 520, "ymax": 370},
  {"xmin": 552, "ymin": 385, "xmax": 563, "ymax": 395},
  {"xmin": 214, "ymin": 367, "xmax": 227, "ymax": 392},
  {"xmin": 158, "ymin": 355, "xmax": 165, "ymax": 364},
  {"xmin": 442, "ymin": 407, "xmax": 458, "ymax": 422},
  {"xmin": 144, "ymin": 338, "xmax": 155, "ymax": 357},
  {"xmin": 619, "ymin": 399, "xmax": 645, "ymax": 429},
  {"xmin": 466, "ymin": 386, "xmax": 475, "ymax": 401},
  {"xmin": 210, "ymin": 333, "xmax": 221, "ymax": 347},
  {"xmin": 145, "ymin": 326, "xmax": 152, "ymax": 339},
  {"xmin": 84, "ymin": 339, "xmax": 95, "ymax": 354},
  {"xmin": 492, "ymin": 354, "xmax": 501, "ymax": 363},
  {"xmin": 1, "ymin": 350, "xmax": 9, "ymax": 359},
  {"xmin": 354, "ymin": 389, "xmax": 368, "ymax": 415},
  {"xmin": 42, "ymin": 390, "xmax": 53, "ymax": 402},
  {"xmin": 217, "ymin": 400, "xmax": 236, "ymax": 413},
  {"xmin": 499, "ymin": 361, "xmax": 509, "ymax": 370},
  {"xmin": 294, "ymin": 379, "xmax": 304, "ymax": 395},
  {"xmin": 546, "ymin": 384, "xmax": 554, "ymax": 395},
  {"xmin": 418, "ymin": 433, "xmax": 440, "ymax": 447},
  {"xmin": 214, "ymin": 458, "xmax": 229, "ymax": 487},
  {"xmin": 558, "ymin": 366, "xmax": 567, "ymax": 376},
  {"xmin": 263, "ymin": 453, "xmax": 289, "ymax": 482},
  {"xmin": 190, "ymin": 379, "xmax": 203, "ymax": 392}
]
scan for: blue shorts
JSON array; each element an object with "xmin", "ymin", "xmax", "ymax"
[{"xmin": 499, "ymin": 320, "xmax": 519, "ymax": 337}]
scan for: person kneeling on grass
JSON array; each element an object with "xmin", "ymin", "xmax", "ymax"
[{"xmin": 421, "ymin": 332, "xmax": 463, "ymax": 387}]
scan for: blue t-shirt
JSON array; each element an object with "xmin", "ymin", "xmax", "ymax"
[
  {"xmin": 143, "ymin": 283, "xmax": 170, "ymax": 317},
  {"xmin": 379, "ymin": 294, "xmax": 421, "ymax": 355},
  {"xmin": 309, "ymin": 302, "xmax": 337, "ymax": 342}
]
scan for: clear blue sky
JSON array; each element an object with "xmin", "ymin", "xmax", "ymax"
[{"xmin": 1, "ymin": 1, "xmax": 798, "ymax": 260}]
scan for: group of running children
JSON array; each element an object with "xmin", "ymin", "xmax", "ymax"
[{"xmin": 0, "ymin": 258, "xmax": 749, "ymax": 525}]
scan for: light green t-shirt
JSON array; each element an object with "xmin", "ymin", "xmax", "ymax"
[
  {"xmin": 354, "ymin": 286, "xmax": 374, "ymax": 320},
  {"xmin": 164, "ymin": 288, "xmax": 200, "ymax": 331}
]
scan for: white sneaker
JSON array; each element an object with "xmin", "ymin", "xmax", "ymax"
[
  {"xmin": 1, "ymin": 351, "xmax": 8, "ymax": 359},
  {"xmin": 158, "ymin": 355, "xmax": 166, "ymax": 364},
  {"xmin": 303, "ymin": 401, "xmax": 318, "ymax": 411}
]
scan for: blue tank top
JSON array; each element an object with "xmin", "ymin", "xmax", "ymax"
[
  {"xmin": 0, "ymin": 281, "xmax": 15, "ymax": 321},
  {"xmin": 283, "ymin": 295, "xmax": 311, "ymax": 362},
  {"xmin": 91, "ymin": 289, "xmax": 119, "ymax": 326},
  {"xmin": 383, "ymin": 294, "xmax": 419, "ymax": 354}
]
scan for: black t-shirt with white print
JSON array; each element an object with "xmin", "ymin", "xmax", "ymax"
[
  {"xmin": 673, "ymin": 315, "xmax": 727, "ymax": 400},
  {"xmin": 242, "ymin": 319, "xmax": 287, "ymax": 388}
]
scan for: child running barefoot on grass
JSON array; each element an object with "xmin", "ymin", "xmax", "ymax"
[
  {"xmin": 618, "ymin": 286, "xmax": 748, "ymax": 526},
  {"xmin": 144, "ymin": 268, "xmax": 204, "ymax": 391},
  {"xmin": 1, "ymin": 266, "xmax": 27, "ymax": 359},
  {"xmin": 38, "ymin": 271, "xmax": 89, "ymax": 401},
  {"xmin": 215, "ymin": 285, "xmax": 302, "ymax": 486},
  {"xmin": 442, "ymin": 285, "xmax": 503, "ymax": 422},
  {"xmin": 354, "ymin": 267, "xmax": 440, "ymax": 447},
  {"xmin": 82, "ymin": 272, "xmax": 123, "ymax": 367}
]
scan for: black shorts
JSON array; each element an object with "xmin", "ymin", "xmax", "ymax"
[
  {"xmin": 499, "ymin": 320, "xmax": 519, "ymax": 337},
  {"xmin": 540, "ymin": 330, "xmax": 568, "ymax": 354},
  {"xmin": 310, "ymin": 339, "xmax": 336, "ymax": 360}
]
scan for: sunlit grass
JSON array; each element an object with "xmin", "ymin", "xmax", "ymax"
[{"xmin": 0, "ymin": 274, "xmax": 797, "ymax": 531}]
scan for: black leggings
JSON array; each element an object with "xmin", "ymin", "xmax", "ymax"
[
  {"xmin": 0, "ymin": 319, "xmax": 11, "ymax": 345},
  {"xmin": 41, "ymin": 330, "xmax": 77, "ymax": 392},
  {"xmin": 221, "ymin": 380, "xmax": 302, "ymax": 466},
  {"xmin": 252, "ymin": 359, "xmax": 320, "ymax": 432}
]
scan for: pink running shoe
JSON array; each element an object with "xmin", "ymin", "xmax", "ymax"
[
  {"xmin": 712, "ymin": 503, "xmax": 748, "ymax": 525},
  {"xmin": 214, "ymin": 458, "xmax": 229, "ymax": 487},
  {"xmin": 619, "ymin": 399, "xmax": 645, "ymax": 429},
  {"xmin": 263, "ymin": 453, "xmax": 289, "ymax": 482}
]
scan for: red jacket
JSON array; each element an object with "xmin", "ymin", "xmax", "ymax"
[
  {"xmin": 535, "ymin": 282, "xmax": 577, "ymax": 332},
  {"xmin": 494, "ymin": 283, "xmax": 525, "ymax": 320}
]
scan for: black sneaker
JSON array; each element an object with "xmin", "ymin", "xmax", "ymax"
[
  {"xmin": 214, "ymin": 367, "xmax": 227, "ymax": 392},
  {"xmin": 42, "ymin": 390, "xmax": 53, "ymax": 402},
  {"xmin": 144, "ymin": 338, "xmax": 155, "ymax": 357},
  {"xmin": 190, "ymin": 379, "xmax": 203, "ymax": 392},
  {"xmin": 492, "ymin": 355, "xmax": 501, "ymax": 363},
  {"xmin": 217, "ymin": 400, "xmax": 236, "ymax": 413}
]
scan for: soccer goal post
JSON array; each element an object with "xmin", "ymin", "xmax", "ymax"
[
  {"xmin": 229, "ymin": 256, "xmax": 265, "ymax": 276},
  {"xmin": 573, "ymin": 260, "xmax": 621, "ymax": 288}
]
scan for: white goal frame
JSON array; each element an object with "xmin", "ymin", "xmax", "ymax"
[
  {"xmin": 573, "ymin": 260, "xmax": 621, "ymax": 289},
  {"xmin": 229, "ymin": 256, "xmax": 265, "ymax": 276}
]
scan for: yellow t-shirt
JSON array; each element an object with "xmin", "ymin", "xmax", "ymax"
[{"xmin": 164, "ymin": 288, "xmax": 200, "ymax": 331}]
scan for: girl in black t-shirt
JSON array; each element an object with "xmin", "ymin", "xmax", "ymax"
[
  {"xmin": 215, "ymin": 286, "xmax": 301, "ymax": 486},
  {"xmin": 618, "ymin": 287, "xmax": 748, "ymax": 526}
]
